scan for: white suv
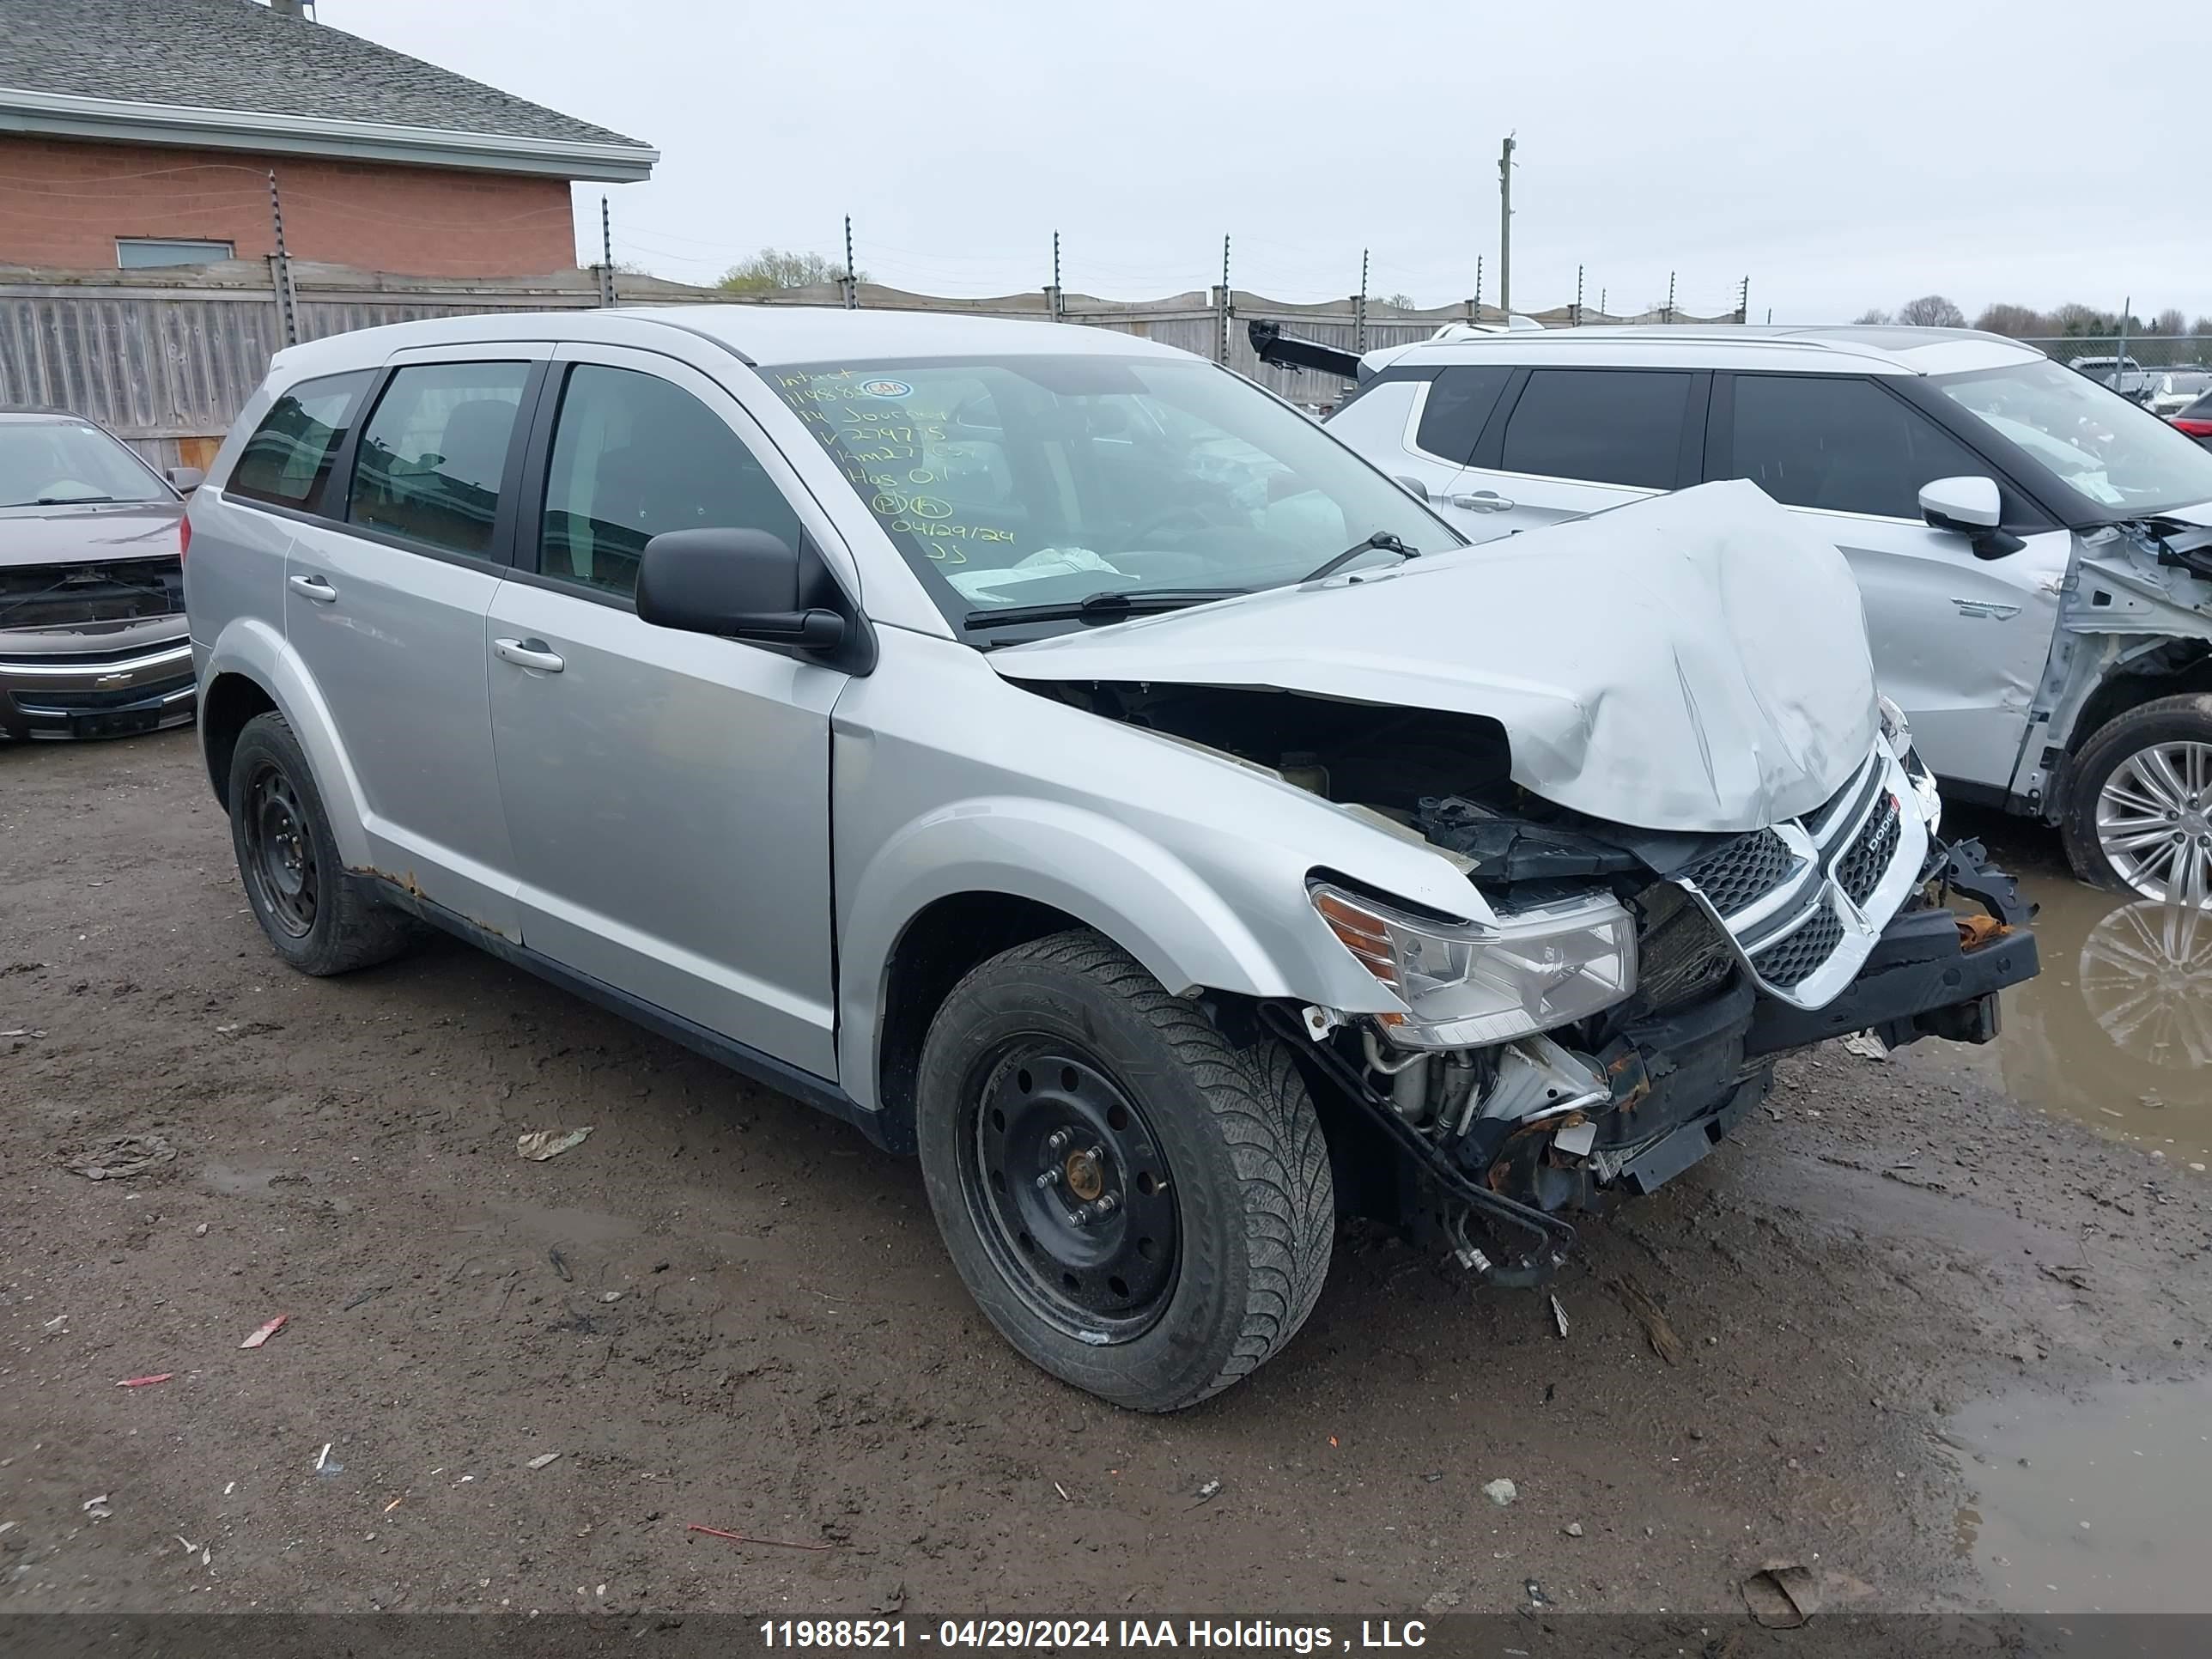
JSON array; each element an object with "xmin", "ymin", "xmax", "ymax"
[{"xmin": 1282, "ymin": 324, "xmax": 2212, "ymax": 904}]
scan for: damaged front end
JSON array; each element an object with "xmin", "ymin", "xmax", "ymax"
[
  {"xmin": 1279, "ymin": 726, "xmax": 2035, "ymax": 1285},
  {"xmin": 1066, "ymin": 681, "xmax": 2036, "ymax": 1287}
]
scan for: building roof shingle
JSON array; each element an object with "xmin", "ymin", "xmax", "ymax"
[{"xmin": 0, "ymin": 0, "xmax": 646, "ymax": 150}]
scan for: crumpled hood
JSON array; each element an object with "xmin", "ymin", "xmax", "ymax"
[
  {"xmin": 0, "ymin": 501, "xmax": 183, "ymax": 568},
  {"xmin": 991, "ymin": 480, "xmax": 1879, "ymax": 834}
]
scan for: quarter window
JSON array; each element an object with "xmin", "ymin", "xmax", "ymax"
[
  {"xmin": 348, "ymin": 362, "xmax": 532, "ymax": 557},
  {"xmin": 1414, "ymin": 366, "xmax": 1514, "ymax": 465},
  {"xmin": 1498, "ymin": 369, "xmax": 1692, "ymax": 489},
  {"xmin": 1729, "ymin": 374, "xmax": 1986, "ymax": 520},
  {"xmin": 538, "ymin": 365, "xmax": 801, "ymax": 599},
  {"xmin": 228, "ymin": 371, "xmax": 372, "ymax": 513}
]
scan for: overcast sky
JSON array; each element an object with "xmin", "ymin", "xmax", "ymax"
[{"xmin": 317, "ymin": 0, "xmax": 2207, "ymax": 326}]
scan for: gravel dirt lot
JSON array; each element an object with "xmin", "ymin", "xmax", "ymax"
[{"xmin": 3, "ymin": 728, "xmax": 2209, "ymax": 1620}]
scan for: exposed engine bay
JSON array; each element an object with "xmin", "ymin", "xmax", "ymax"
[{"xmin": 1033, "ymin": 678, "xmax": 2041, "ymax": 1284}]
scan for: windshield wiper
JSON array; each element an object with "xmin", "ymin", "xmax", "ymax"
[
  {"xmin": 1300, "ymin": 530, "xmax": 1415, "ymax": 584},
  {"xmin": 962, "ymin": 586, "xmax": 1246, "ymax": 631},
  {"xmin": 26, "ymin": 495, "xmax": 122, "ymax": 507}
]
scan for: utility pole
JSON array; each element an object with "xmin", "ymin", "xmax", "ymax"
[
  {"xmin": 842, "ymin": 215, "xmax": 857, "ymax": 309},
  {"xmin": 1050, "ymin": 230, "xmax": 1063, "ymax": 322},
  {"xmin": 1664, "ymin": 270, "xmax": 1676, "ymax": 325},
  {"xmin": 265, "ymin": 169, "xmax": 298, "ymax": 346},
  {"xmin": 1574, "ymin": 264, "xmax": 1583, "ymax": 327},
  {"xmin": 1737, "ymin": 274, "xmax": 1749, "ymax": 325},
  {"xmin": 2118, "ymin": 294, "xmax": 2130, "ymax": 381},
  {"xmin": 1497, "ymin": 133, "xmax": 1516, "ymax": 316},
  {"xmin": 1599, "ymin": 286, "xmax": 1607, "ymax": 319},
  {"xmin": 1356, "ymin": 247, "xmax": 1369, "ymax": 353},
  {"xmin": 1474, "ymin": 254, "xmax": 1483, "ymax": 318},
  {"xmin": 597, "ymin": 194, "xmax": 616, "ymax": 307},
  {"xmin": 1218, "ymin": 234, "xmax": 1231, "ymax": 364}
]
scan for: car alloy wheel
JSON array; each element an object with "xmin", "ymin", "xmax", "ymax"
[
  {"xmin": 957, "ymin": 1040, "xmax": 1180, "ymax": 1342},
  {"xmin": 2095, "ymin": 739, "xmax": 2212, "ymax": 906}
]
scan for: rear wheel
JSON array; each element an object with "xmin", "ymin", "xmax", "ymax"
[
  {"xmin": 2063, "ymin": 695, "xmax": 2212, "ymax": 908},
  {"xmin": 228, "ymin": 712, "xmax": 419, "ymax": 975},
  {"xmin": 915, "ymin": 930, "xmax": 1333, "ymax": 1411}
]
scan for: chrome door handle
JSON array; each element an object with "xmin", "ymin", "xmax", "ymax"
[
  {"xmin": 287, "ymin": 574, "xmax": 337, "ymax": 603},
  {"xmin": 493, "ymin": 637, "xmax": 565, "ymax": 673},
  {"xmin": 1448, "ymin": 490, "xmax": 1516, "ymax": 512}
]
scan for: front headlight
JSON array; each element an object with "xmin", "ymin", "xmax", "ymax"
[
  {"xmin": 1310, "ymin": 882, "xmax": 1638, "ymax": 1049},
  {"xmin": 1877, "ymin": 695, "xmax": 1942, "ymax": 836}
]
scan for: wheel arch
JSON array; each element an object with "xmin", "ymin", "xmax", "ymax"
[
  {"xmin": 196, "ymin": 617, "xmax": 373, "ymax": 868},
  {"xmin": 2065, "ymin": 641, "xmax": 2212, "ymax": 757}
]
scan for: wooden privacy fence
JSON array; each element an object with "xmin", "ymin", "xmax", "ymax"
[{"xmin": 0, "ymin": 258, "xmax": 1747, "ymax": 467}]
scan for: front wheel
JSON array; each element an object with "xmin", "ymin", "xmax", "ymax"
[
  {"xmin": 2062, "ymin": 695, "xmax": 2212, "ymax": 907},
  {"xmin": 915, "ymin": 930, "xmax": 1334, "ymax": 1412}
]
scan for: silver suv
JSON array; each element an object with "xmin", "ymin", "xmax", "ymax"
[
  {"xmin": 1282, "ymin": 324, "xmax": 2212, "ymax": 907},
  {"xmin": 185, "ymin": 308, "xmax": 2036, "ymax": 1409}
]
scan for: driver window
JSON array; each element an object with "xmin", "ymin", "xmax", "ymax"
[{"xmin": 538, "ymin": 365, "xmax": 800, "ymax": 599}]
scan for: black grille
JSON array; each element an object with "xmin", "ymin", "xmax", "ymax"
[
  {"xmin": 1836, "ymin": 793, "xmax": 1902, "ymax": 908},
  {"xmin": 0, "ymin": 557, "xmax": 183, "ymax": 629},
  {"xmin": 1751, "ymin": 903, "xmax": 1845, "ymax": 989},
  {"xmin": 1681, "ymin": 829, "xmax": 1800, "ymax": 915}
]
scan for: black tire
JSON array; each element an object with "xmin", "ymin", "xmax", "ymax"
[
  {"xmin": 2061, "ymin": 694, "xmax": 2212, "ymax": 902},
  {"xmin": 227, "ymin": 711, "xmax": 418, "ymax": 975},
  {"xmin": 915, "ymin": 929, "xmax": 1334, "ymax": 1412}
]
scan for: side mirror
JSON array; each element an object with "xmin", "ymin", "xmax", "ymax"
[
  {"xmin": 1919, "ymin": 476, "xmax": 2023, "ymax": 561},
  {"xmin": 635, "ymin": 527, "xmax": 848, "ymax": 653},
  {"xmin": 1392, "ymin": 474, "xmax": 1432, "ymax": 501},
  {"xmin": 166, "ymin": 465, "xmax": 204, "ymax": 495},
  {"xmin": 1919, "ymin": 476, "xmax": 2000, "ymax": 531}
]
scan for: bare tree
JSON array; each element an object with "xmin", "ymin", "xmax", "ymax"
[
  {"xmin": 1853, "ymin": 307, "xmax": 1892, "ymax": 325},
  {"xmin": 718, "ymin": 248, "xmax": 866, "ymax": 295},
  {"xmin": 1896, "ymin": 295, "xmax": 1967, "ymax": 328},
  {"xmin": 1973, "ymin": 302, "xmax": 2046, "ymax": 337},
  {"xmin": 2153, "ymin": 307, "xmax": 2188, "ymax": 337},
  {"xmin": 2196, "ymin": 316, "xmax": 2212, "ymax": 337}
]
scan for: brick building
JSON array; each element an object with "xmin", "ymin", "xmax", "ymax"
[{"xmin": 0, "ymin": 0, "xmax": 655, "ymax": 276}]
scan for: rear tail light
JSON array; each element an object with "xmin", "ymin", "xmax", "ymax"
[
  {"xmin": 2173, "ymin": 417, "xmax": 2212, "ymax": 439},
  {"xmin": 179, "ymin": 514, "xmax": 191, "ymax": 562}
]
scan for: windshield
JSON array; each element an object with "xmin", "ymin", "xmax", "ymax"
[
  {"xmin": 0, "ymin": 420, "xmax": 170, "ymax": 508},
  {"xmin": 1931, "ymin": 360, "xmax": 2212, "ymax": 519},
  {"xmin": 762, "ymin": 355, "xmax": 1453, "ymax": 628}
]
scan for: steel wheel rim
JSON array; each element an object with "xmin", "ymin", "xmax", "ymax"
[
  {"xmin": 2095, "ymin": 740, "xmax": 2212, "ymax": 908},
  {"xmin": 244, "ymin": 762, "xmax": 318, "ymax": 938},
  {"xmin": 957, "ymin": 1040, "xmax": 1180, "ymax": 1342}
]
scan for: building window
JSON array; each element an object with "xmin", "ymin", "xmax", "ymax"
[{"xmin": 117, "ymin": 239, "xmax": 235, "ymax": 270}]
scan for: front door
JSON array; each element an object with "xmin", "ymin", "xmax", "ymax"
[
  {"xmin": 1714, "ymin": 371, "xmax": 2068, "ymax": 793},
  {"xmin": 283, "ymin": 347, "xmax": 548, "ymax": 936},
  {"xmin": 484, "ymin": 345, "xmax": 847, "ymax": 1077}
]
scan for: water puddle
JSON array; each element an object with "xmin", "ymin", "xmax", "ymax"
[
  {"xmin": 1948, "ymin": 1376, "xmax": 2212, "ymax": 1611},
  {"xmin": 1899, "ymin": 817, "xmax": 2212, "ymax": 1168}
]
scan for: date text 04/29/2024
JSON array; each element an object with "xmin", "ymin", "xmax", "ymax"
[{"xmin": 757, "ymin": 1622, "xmax": 1436, "ymax": 1651}]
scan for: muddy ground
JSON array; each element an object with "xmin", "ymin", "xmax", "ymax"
[{"xmin": 3, "ymin": 728, "xmax": 2209, "ymax": 1619}]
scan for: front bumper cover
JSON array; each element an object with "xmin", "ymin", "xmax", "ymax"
[{"xmin": 0, "ymin": 634, "xmax": 196, "ymax": 740}]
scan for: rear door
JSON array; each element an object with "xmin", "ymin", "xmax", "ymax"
[
  {"xmin": 1442, "ymin": 366, "xmax": 1707, "ymax": 539},
  {"xmin": 483, "ymin": 343, "xmax": 848, "ymax": 1076},
  {"xmin": 283, "ymin": 345, "xmax": 548, "ymax": 936},
  {"xmin": 1709, "ymin": 371, "xmax": 2070, "ymax": 793}
]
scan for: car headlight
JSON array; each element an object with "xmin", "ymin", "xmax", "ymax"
[
  {"xmin": 1877, "ymin": 695, "xmax": 1942, "ymax": 836},
  {"xmin": 1309, "ymin": 882, "xmax": 1638, "ymax": 1049}
]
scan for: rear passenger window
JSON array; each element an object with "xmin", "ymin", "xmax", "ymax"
[
  {"xmin": 1414, "ymin": 366, "xmax": 1514, "ymax": 464},
  {"xmin": 1729, "ymin": 374, "xmax": 1987, "ymax": 520},
  {"xmin": 538, "ymin": 365, "xmax": 801, "ymax": 599},
  {"xmin": 348, "ymin": 362, "xmax": 531, "ymax": 557},
  {"xmin": 1499, "ymin": 369, "xmax": 1692, "ymax": 489},
  {"xmin": 228, "ymin": 371, "xmax": 371, "ymax": 512}
]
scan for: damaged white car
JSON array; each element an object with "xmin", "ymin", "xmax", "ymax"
[
  {"xmin": 187, "ymin": 311, "xmax": 2038, "ymax": 1411},
  {"xmin": 1261, "ymin": 323, "xmax": 2212, "ymax": 906}
]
